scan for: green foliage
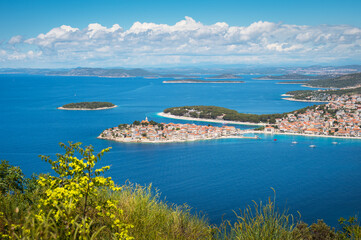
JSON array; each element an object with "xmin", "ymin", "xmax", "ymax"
[
  {"xmin": 164, "ymin": 106, "xmax": 286, "ymax": 123},
  {"xmin": 0, "ymin": 160, "xmax": 25, "ymax": 194},
  {"xmin": 338, "ymin": 217, "xmax": 361, "ymax": 239},
  {"xmin": 132, "ymin": 120, "xmax": 140, "ymax": 125},
  {"xmin": 107, "ymin": 183, "xmax": 213, "ymax": 240},
  {"xmin": 61, "ymin": 102, "xmax": 115, "ymax": 109},
  {"xmin": 217, "ymin": 192, "xmax": 297, "ymax": 240},
  {"xmin": 254, "ymin": 126, "xmax": 265, "ymax": 131}
]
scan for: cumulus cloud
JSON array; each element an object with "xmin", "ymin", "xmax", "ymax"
[{"xmin": 1, "ymin": 17, "xmax": 361, "ymax": 67}]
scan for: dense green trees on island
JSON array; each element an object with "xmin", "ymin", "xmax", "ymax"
[
  {"xmin": 61, "ymin": 102, "xmax": 116, "ymax": 109},
  {"xmin": 1, "ymin": 142, "xmax": 361, "ymax": 239},
  {"xmin": 164, "ymin": 106, "xmax": 288, "ymax": 124}
]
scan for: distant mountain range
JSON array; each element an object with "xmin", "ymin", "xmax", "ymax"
[
  {"xmin": 0, "ymin": 67, "xmax": 159, "ymax": 78},
  {"xmin": 0, "ymin": 65, "xmax": 361, "ymax": 78},
  {"xmin": 48, "ymin": 68, "xmax": 158, "ymax": 77}
]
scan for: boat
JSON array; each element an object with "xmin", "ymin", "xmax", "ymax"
[
  {"xmin": 309, "ymin": 145, "xmax": 316, "ymax": 148},
  {"xmin": 292, "ymin": 141, "xmax": 298, "ymax": 144},
  {"xmin": 332, "ymin": 142, "xmax": 338, "ymax": 144}
]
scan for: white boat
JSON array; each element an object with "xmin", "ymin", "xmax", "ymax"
[
  {"xmin": 292, "ymin": 141, "xmax": 298, "ymax": 144},
  {"xmin": 332, "ymin": 142, "xmax": 338, "ymax": 144},
  {"xmin": 309, "ymin": 145, "xmax": 316, "ymax": 148}
]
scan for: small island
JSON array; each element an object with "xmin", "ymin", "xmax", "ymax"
[
  {"xmin": 163, "ymin": 79, "xmax": 244, "ymax": 83},
  {"xmin": 98, "ymin": 117, "xmax": 257, "ymax": 143},
  {"xmin": 58, "ymin": 102, "xmax": 117, "ymax": 110}
]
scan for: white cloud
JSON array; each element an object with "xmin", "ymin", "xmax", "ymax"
[{"xmin": 1, "ymin": 17, "xmax": 361, "ymax": 67}]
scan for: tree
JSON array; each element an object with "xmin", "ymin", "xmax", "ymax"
[
  {"xmin": 34, "ymin": 142, "xmax": 133, "ymax": 239},
  {"xmin": 0, "ymin": 160, "xmax": 25, "ymax": 194},
  {"xmin": 132, "ymin": 121, "xmax": 140, "ymax": 125}
]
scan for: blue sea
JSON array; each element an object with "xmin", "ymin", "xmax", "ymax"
[{"xmin": 1, "ymin": 74, "xmax": 361, "ymax": 227}]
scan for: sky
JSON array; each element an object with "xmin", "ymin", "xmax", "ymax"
[{"xmin": 1, "ymin": 0, "xmax": 361, "ymax": 68}]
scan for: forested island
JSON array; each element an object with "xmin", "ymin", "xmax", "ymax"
[
  {"xmin": 163, "ymin": 79, "xmax": 244, "ymax": 83},
  {"xmin": 163, "ymin": 106, "xmax": 286, "ymax": 124},
  {"xmin": 58, "ymin": 101, "xmax": 117, "ymax": 110}
]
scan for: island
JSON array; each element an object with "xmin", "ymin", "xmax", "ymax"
[
  {"xmin": 205, "ymin": 74, "xmax": 243, "ymax": 79},
  {"xmin": 163, "ymin": 79, "xmax": 244, "ymax": 83},
  {"xmin": 98, "ymin": 117, "xmax": 257, "ymax": 143},
  {"xmin": 58, "ymin": 102, "xmax": 117, "ymax": 110}
]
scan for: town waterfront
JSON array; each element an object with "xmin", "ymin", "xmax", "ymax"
[{"xmin": 1, "ymin": 74, "xmax": 361, "ymax": 226}]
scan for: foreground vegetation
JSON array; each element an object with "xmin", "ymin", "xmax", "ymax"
[
  {"xmin": 60, "ymin": 102, "xmax": 115, "ymax": 109},
  {"xmin": 1, "ymin": 142, "xmax": 361, "ymax": 239}
]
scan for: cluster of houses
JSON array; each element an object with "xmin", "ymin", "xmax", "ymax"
[
  {"xmin": 265, "ymin": 94, "xmax": 361, "ymax": 137},
  {"xmin": 98, "ymin": 118, "xmax": 242, "ymax": 142}
]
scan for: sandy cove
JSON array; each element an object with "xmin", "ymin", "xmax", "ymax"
[
  {"xmin": 157, "ymin": 112, "xmax": 266, "ymax": 126},
  {"xmin": 57, "ymin": 105, "xmax": 118, "ymax": 111}
]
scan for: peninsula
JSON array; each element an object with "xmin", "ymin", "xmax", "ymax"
[
  {"xmin": 162, "ymin": 95, "xmax": 361, "ymax": 138},
  {"xmin": 98, "ymin": 118, "xmax": 257, "ymax": 143},
  {"xmin": 302, "ymin": 73, "xmax": 361, "ymax": 89},
  {"xmin": 284, "ymin": 87, "xmax": 361, "ymax": 102},
  {"xmin": 58, "ymin": 102, "xmax": 117, "ymax": 110},
  {"xmin": 163, "ymin": 79, "xmax": 244, "ymax": 83}
]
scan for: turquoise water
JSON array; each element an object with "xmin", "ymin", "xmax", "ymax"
[{"xmin": 1, "ymin": 74, "xmax": 361, "ymax": 226}]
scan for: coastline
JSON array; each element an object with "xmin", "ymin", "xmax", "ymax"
[
  {"xmin": 57, "ymin": 105, "xmax": 118, "ymax": 111},
  {"xmin": 162, "ymin": 81, "xmax": 244, "ymax": 84},
  {"xmin": 253, "ymin": 78, "xmax": 311, "ymax": 81},
  {"xmin": 261, "ymin": 131, "xmax": 361, "ymax": 140},
  {"xmin": 281, "ymin": 97, "xmax": 330, "ymax": 103},
  {"xmin": 157, "ymin": 112, "xmax": 266, "ymax": 126},
  {"xmin": 97, "ymin": 134, "xmax": 259, "ymax": 144}
]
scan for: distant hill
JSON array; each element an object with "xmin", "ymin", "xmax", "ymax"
[
  {"xmin": 49, "ymin": 68, "xmax": 158, "ymax": 78},
  {"xmin": 305, "ymin": 73, "xmax": 361, "ymax": 89},
  {"xmin": 205, "ymin": 74, "xmax": 243, "ymax": 79},
  {"xmin": 253, "ymin": 74, "xmax": 332, "ymax": 80}
]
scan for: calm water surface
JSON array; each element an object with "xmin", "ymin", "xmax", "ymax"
[{"xmin": 1, "ymin": 74, "xmax": 360, "ymax": 226}]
